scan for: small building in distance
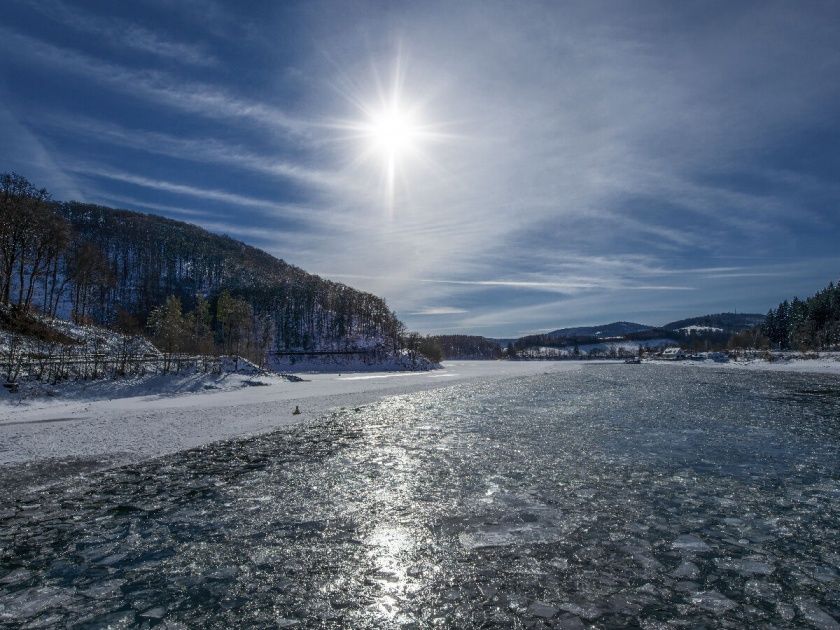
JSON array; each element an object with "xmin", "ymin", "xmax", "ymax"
[{"xmin": 661, "ymin": 347, "xmax": 686, "ymax": 360}]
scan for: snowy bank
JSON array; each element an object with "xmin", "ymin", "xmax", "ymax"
[
  {"xmin": 267, "ymin": 349, "xmax": 439, "ymax": 373},
  {"xmin": 647, "ymin": 352, "xmax": 840, "ymax": 376}
]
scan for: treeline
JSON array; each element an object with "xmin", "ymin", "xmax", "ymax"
[
  {"xmin": 431, "ymin": 335, "xmax": 502, "ymax": 360},
  {"xmin": 762, "ymin": 280, "xmax": 840, "ymax": 350},
  {"xmin": 1, "ymin": 172, "xmax": 408, "ymax": 363},
  {"xmin": 662, "ymin": 312, "xmax": 765, "ymax": 333},
  {"xmin": 510, "ymin": 328, "xmax": 680, "ymax": 352},
  {"xmin": 0, "ymin": 174, "xmax": 69, "ymax": 312}
]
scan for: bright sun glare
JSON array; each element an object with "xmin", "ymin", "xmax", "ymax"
[
  {"xmin": 356, "ymin": 97, "xmax": 428, "ymax": 212},
  {"xmin": 336, "ymin": 56, "xmax": 446, "ymax": 214},
  {"xmin": 367, "ymin": 106, "xmax": 419, "ymax": 158}
]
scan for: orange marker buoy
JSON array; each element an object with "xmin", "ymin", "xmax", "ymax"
[{"xmin": 293, "ymin": 405, "xmax": 301, "ymax": 415}]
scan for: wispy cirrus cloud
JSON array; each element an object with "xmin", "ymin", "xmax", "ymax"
[
  {"xmin": 69, "ymin": 166, "xmax": 357, "ymax": 233},
  {"xmin": 409, "ymin": 306, "xmax": 469, "ymax": 316},
  {"xmin": 40, "ymin": 114, "xmax": 342, "ymax": 188},
  {"xmin": 324, "ymin": 271, "xmax": 695, "ymax": 295},
  {"xmin": 0, "ymin": 28, "xmax": 307, "ymax": 135},
  {"xmin": 72, "ymin": 167, "xmax": 289, "ymax": 212},
  {"xmin": 17, "ymin": 0, "xmax": 217, "ymax": 66}
]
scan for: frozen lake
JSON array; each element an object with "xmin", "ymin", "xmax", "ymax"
[{"xmin": 1, "ymin": 365, "xmax": 839, "ymax": 628}]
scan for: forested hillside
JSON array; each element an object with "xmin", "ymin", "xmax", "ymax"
[
  {"xmin": 662, "ymin": 313, "xmax": 765, "ymax": 333},
  {"xmin": 762, "ymin": 280, "xmax": 840, "ymax": 350},
  {"xmin": 1, "ymin": 173, "xmax": 406, "ymax": 362},
  {"xmin": 431, "ymin": 335, "xmax": 503, "ymax": 360}
]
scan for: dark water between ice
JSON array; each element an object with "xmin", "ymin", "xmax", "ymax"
[{"xmin": 1, "ymin": 365, "xmax": 839, "ymax": 628}]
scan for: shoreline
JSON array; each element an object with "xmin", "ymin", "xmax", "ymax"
[
  {"xmin": 1, "ymin": 357, "xmax": 837, "ymax": 496},
  {"xmin": 0, "ymin": 361, "xmax": 581, "ymax": 494}
]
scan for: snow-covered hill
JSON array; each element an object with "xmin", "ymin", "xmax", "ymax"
[{"xmin": 546, "ymin": 321, "xmax": 652, "ymax": 339}]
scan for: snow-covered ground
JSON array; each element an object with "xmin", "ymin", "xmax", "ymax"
[
  {"xmin": 0, "ymin": 361, "xmax": 582, "ymax": 491},
  {"xmin": 0, "ymin": 308, "xmax": 157, "ymax": 358},
  {"xmin": 677, "ymin": 325, "xmax": 724, "ymax": 334},
  {"xmin": 648, "ymin": 353, "xmax": 840, "ymax": 376}
]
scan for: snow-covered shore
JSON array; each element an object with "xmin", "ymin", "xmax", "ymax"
[
  {"xmin": 0, "ymin": 361, "xmax": 579, "ymax": 492},
  {"xmin": 646, "ymin": 354, "xmax": 840, "ymax": 376}
]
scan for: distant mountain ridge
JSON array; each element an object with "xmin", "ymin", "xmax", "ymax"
[
  {"xmin": 504, "ymin": 313, "xmax": 767, "ymax": 357},
  {"xmin": 542, "ymin": 313, "xmax": 764, "ymax": 340},
  {"xmin": 546, "ymin": 321, "xmax": 652, "ymax": 339}
]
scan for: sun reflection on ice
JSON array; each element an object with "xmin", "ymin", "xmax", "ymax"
[{"xmin": 365, "ymin": 524, "xmax": 417, "ymax": 620}]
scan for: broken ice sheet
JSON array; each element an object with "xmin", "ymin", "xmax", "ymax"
[
  {"xmin": 2, "ymin": 367, "xmax": 839, "ymax": 628},
  {"xmin": 0, "ymin": 586, "xmax": 75, "ymax": 619}
]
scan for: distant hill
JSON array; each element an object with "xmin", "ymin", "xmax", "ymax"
[
  {"xmin": 547, "ymin": 321, "xmax": 652, "ymax": 339},
  {"xmin": 663, "ymin": 313, "xmax": 765, "ymax": 334}
]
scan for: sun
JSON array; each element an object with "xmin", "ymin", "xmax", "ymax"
[
  {"xmin": 331, "ymin": 56, "xmax": 448, "ymax": 214},
  {"xmin": 355, "ymin": 97, "xmax": 427, "ymax": 212},
  {"xmin": 366, "ymin": 105, "xmax": 420, "ymax": 159}
]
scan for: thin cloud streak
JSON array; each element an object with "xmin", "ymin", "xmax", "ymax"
[
  {"xmin": 0, "ymin": 28, "xmax": 308, "ymax": 135},
  {"xmin": 18, "ymin": 0, "xmax": 217, "ymax": 66},
  {"xmin": 73, "ymin": 167, "xmax": 290, "ymax": 211},
  {"xmin": 68, "ymin": 166, "xmax": 353, "ymax": 231},
  {"xmin": 324, "ymin": 273, "xmax": 695, "ymax": 294}
]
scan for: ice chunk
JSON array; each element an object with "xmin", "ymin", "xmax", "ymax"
[
  {"xmin": 809, "ymin": 565, "xmax": 838, "ymax": 583},
  {"xmin": 556, "ymin": 613, "xmax": 585, "ymax": 629},
  {"xmin": 795, "ymin": 599, "xmax": 839, "ymax": 630},
  {"xmin": 690, "ymin": 591, "xmax": 737, "ymax": 614},
  {"xmin": 96, "ymin": 552, "xmax": 127, "ymax": 566},
  {"xmin": 670, "ymin": 561, "xmax": 700, "ymax": 579},
  {"xmin": 672, "ymin": 534, "xmax": 711, "ymax": 553},
  {"xmin": 80, "ymin": 579, "xmax": 126, "ymax": 599},
  {"xmin": 558, "ymin": 602, "xmax": 602, "ymax": 620},
  {"xmin": 527, "ymin": 601, "xmax": 558, "ymax": 619},
  {"xmin": 459, "ymin": 522, "xmax": 573, "ymax": 549},
  {"xmin": 548, "ymin": 557, "xmax": 569, "ymax": 570},
  {"xmin": 744, "ymin": 579, "xmax": 781, "ymax": 601},
  {"xmin": 715, "ymin": 557, "xmax": 774, "ymax": 576},
  {"xmin": 776, "ymin": 602, "xmax": 795, "ymax": 622},
  {"xmin": 0, "ymin": 568, "xmax": 32, "ymax": 586},
  {"xmin": 140, "ymin": 606, "xmax": 167, "ymax": 619}
]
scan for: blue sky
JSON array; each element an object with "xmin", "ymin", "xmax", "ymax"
[{"xmin": 2, "ymin": 0, "xmax": 840, "ymax": 336}]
